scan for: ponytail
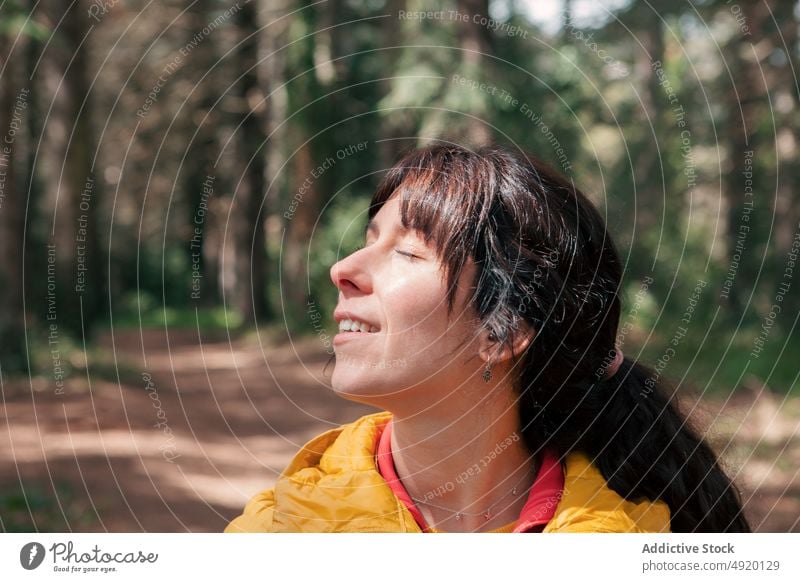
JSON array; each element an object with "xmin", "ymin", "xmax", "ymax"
[
  {"xmin": 585, "ymin": 359, "xmax": 750, "ymax": 531},
  {"xmin": 519, "ymin": 356, "xmax": 751, "ymax": 532}
]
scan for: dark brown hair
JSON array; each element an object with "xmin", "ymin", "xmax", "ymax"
[{"xmin": 367, "ymin": 143, "xmax": 750, "ymax": 533}]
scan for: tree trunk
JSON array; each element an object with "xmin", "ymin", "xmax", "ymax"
[
  {"xmin": 233, "ymin": 0, "xmax": 269, "ymax": 324},
  {"xmin": 721, "ymin": 5, "xmax": 763, "ymax": 316},
  {"xmin": 284, "ymin": 140, "xmax": 320, "ymax": 315},
  {"xmin": 455, "ymin": 0, "xmax": 493, "ymax": 145},
  {"xmin": 379, "ymin": 0, "xmax": 407, "ymax": 168},
  {"xmin": 769, "ymin": 1, "xmax": 799, "ymax": 319},
  {"xmin": 282, "ymin": 0, "xmax": 331, "ymax": 323},
  {"xmin": 719, "ymin": 1, "xmax": 799, "ymax": 320},
  {"xmin": 0, "ymin": 28, "xmax": 28, "ymax": 374},
  {"xmin": 184, "ymin": 0, "xmax": 221, "ymax": 308},
  {"xmin": 631, "ymin": 7, "xmax": 665, "ymax": 237},
  {"xmin": 44, "ymin": 0, "xmax": 104, "ymax": 337}
]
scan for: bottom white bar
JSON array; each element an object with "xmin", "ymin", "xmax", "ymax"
[{"xmin": 1, "ymin": 533, "xmax": 796, "ymax": 581}]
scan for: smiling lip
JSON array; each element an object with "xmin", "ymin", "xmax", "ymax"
[{"xmin": 333, "ymin": 331, "xmax": 377, "ymax": 346}]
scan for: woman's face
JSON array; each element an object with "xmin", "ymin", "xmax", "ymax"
[{"xmin": 328, "ymin": 194, "xmax": 481, "ymax": 409}]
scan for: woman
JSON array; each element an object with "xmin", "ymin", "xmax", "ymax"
[{"xmin": 226, "ymin": 144, "xmax": 750, "ymax": 533}]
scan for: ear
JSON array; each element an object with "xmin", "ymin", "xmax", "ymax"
[{"xmin": 478, "ymin": 323, "xmax": 536, "ymax": 365}]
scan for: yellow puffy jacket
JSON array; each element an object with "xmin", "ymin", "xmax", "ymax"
[{"xmin": 225, "ymin": 411, "xmax": 671, "ymax": 533}]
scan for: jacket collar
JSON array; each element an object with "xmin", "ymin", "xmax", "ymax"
[{"xmin": 266, "ymin": 411, "xmax": 671, "ymax": 533}]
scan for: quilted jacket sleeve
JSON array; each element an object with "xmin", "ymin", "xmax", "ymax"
[{"xmin": 224, "ymin": 488, "xmax": 276, "ymax": 533}]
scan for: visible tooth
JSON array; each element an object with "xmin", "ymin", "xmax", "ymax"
[{"xmin": 338, "ymin": 318, "xmax": 379, "ymax": 333}]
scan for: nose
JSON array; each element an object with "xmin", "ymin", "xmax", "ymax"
[{"xmin": 329, "ymin": 248, "xmax": 371, "ymax": 294}]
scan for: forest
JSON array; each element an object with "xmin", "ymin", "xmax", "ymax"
[{"xmin": 0, "ymin": 0, "xmax": 798, "ymax": 532}]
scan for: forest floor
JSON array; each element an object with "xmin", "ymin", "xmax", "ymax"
[{"xmin": 1, "ymin": 328, "xmax": 798, "ymax": 532}]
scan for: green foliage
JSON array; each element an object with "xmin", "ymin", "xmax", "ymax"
[
  {"xmin": 2, "ymin": 0, "xmax": 795, "ymax": 396},
  {"xmin": 113, "ymin": 301, "xmax": 243, "ymax": 331},
  {"xmin": 0, "ymin": 482, "xmax": 98, "ymax": 532},
  {"xmin": 0, "ymin": 2, "xmax": 49, "ymax": 39}
]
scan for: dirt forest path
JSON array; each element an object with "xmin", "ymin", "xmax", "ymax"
[
  {"xmin": 2, "ymin": 328, "xmax": 375, "ymax": 532},
  {"xmin": 2, "ymin": 328, "xmax": 798, "ymax": 532}
]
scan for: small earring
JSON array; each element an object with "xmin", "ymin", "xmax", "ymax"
[{"xmin": 482, "ymin": 362, "xmax": 493, "ymax": 383}]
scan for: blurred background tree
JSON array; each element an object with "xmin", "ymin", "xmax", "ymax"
[{"xmin": 0, "ymin": 0, "xmax": 797, "ymax": 394}]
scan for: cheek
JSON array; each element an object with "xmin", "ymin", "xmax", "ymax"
[
  {"xmin": 381, "ymin": 281, "xmax": 470, "ymax": 373},
  {"xmin": 382, "ymin": 274, "xmax": 449, "ymax": 339}
]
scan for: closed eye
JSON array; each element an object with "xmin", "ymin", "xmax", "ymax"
[{"xmin": 394, "ymin": 249, "xmax": 418, "ymax": 261}]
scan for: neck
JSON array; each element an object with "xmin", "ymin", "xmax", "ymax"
[{"xmin": 387, "ymin": 384, "xmax": 537, "ymax": 533}]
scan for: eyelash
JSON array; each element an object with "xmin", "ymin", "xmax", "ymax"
[
  {"xmin": 355, "ymin": 241, "xmax": 418, "ymax": 262},
  {"xmin": 394, "ymin": 249, "xmax": 417, "ymax": 261}
]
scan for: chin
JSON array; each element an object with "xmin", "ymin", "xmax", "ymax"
[
  {"xmin": 331, "ymin": 372, "xmax": 374, "ymax": 398},
  {"xmin": 330, "ymin": 369, "xmax": 393, "ymax": 405}
]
